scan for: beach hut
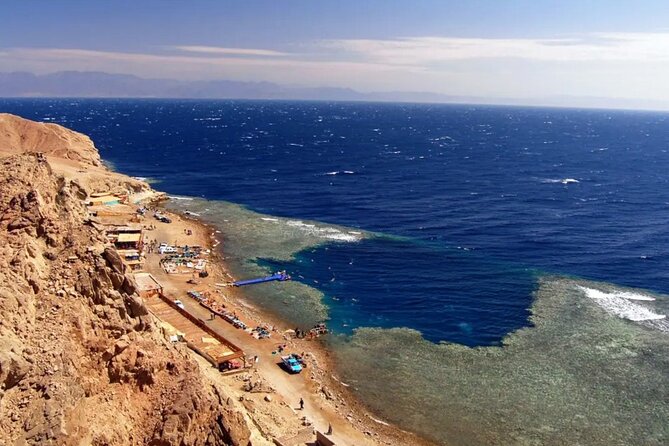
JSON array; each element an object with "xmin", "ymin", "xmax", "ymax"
[
  {"xmin": 133, "ymin": 272, "xmax": 163, "ymax": 299},
  {"xmin": 115, "ymin": 232, "xmax": 143, "ymax": 249},
  {"xmin": 117, "ymin": 248, "xmax": 143, "ymax": 271}
]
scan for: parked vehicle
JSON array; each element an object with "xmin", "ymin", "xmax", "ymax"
[
  {"xmin": 219, "ymin": 359, "xmax": 242, "ymax": 371},
  {"xmin": 187, "ymin": 290, "xmax": 203, "ymax": 301},
  {"xmin": 289, "ymin": 353, "xmax": 307, "ymax": 368},
  {"xmin": 174, "ymin": 300, "xmax": 185, "ymax": 310},
  {"xmin": 159, "ymin": 245, "xmax": 177, "ymax": 254},
  {"xmin": 281, "ymin": 355, "xmax": 303, "ymax": 373},
  {"xmin": 154, "ymin": 212, "xmax": 172, "ymax": 223},
  {"xmin": 232, "ymin": 319, "xmax": 247, "ymax": 330}
]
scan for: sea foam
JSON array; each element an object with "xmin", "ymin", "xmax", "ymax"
[
  {"xmin": 284, "ymin": 220, "xmax": 361, "ymax": 242},
  {"xmin": 323, "ymin": 170, "xmax": 355, "ymax": 176},
  {"xmin": 542, "ymin": 178, "xmax": 580, "ymax": 184},
  {"xmin": 578, "ymin": 286, "xmax": 666, "ymax": 321}
]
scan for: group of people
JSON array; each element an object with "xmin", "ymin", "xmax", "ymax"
[
  {"xmin": 292, "ymin": 323, "xmax": 329, "ymax": 340},
  {"xmin": 145, "ymin": 239, "xmax": 158, "ymax": 254},
  {"xmin": 199, "ymin": 292, "xmax": 226, "ymax": 315}
]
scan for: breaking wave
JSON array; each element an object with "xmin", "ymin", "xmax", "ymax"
[
  {"xmin": 284, "ymin": 220, "xmax": 362, "ymax": 242},
  {"xmin": 578, "ymin": 285, "xmax": 666, "ymax": 322},
  {"xmin": 322, "ymin": 170, "xmax": 355, "ymax": 176},
  {"xmin": 542, "ymin": 178, "xmax": 580, "ymax": 184}
]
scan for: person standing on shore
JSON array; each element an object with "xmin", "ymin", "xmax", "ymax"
[{"xmin": 299, "ymin": 398, "xmax": 304, "ymax": 410}]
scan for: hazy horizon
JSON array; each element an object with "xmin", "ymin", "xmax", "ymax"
[
  {"xmin": 5, "ymin": 70, "xmax": 669, "ymax": 112},
  {"xmin": 3, "ymin": 1, "xmax": 669, "ymax": 110}
]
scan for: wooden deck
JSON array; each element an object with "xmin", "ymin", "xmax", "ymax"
[{"xmin": 145, "ymin": 294, "xmax": 244, "ymax": 366}]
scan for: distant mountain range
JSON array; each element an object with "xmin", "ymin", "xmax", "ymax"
[
  {"xmin": 0, "ymin": 71, "xmax": 466, "ymax": 103},
  {"xmin": 1, "ymin": 71, "xmax": 667, "ymax": 111}
]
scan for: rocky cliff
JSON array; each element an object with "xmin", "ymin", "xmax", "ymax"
[
  {"xmin": 0, "ymin": 113, "xmax": 102, "ymax": 167},
  {"xmin": 0, "ymin": 118, "xmax": 251, "ymax": 445}
]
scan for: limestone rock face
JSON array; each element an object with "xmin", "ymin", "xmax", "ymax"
[{"xmin": 0, "ymin": 117, "xmax": 252, "ymax": 446}]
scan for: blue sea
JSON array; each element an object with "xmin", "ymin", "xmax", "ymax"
[{"xmin": 3, "ymin": 99, "xmax": 669, "ymax": 445}]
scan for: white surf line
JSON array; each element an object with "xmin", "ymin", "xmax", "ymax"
[{"xmin": 578, "ymin": 286, "xmax": 666, "ymax": 322}]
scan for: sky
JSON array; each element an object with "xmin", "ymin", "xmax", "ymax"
[{"xmin": 3, "ymin": 1, "xmax": 669, "ymax": 107}]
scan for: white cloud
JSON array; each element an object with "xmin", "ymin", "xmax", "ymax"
[
  {"xmin": 323, "ymin": 33, "xmax": 669, "ymax": 65},
  {"xmin": 172, "ymin": 46, "xmax": 289, "ymax": 57}
]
